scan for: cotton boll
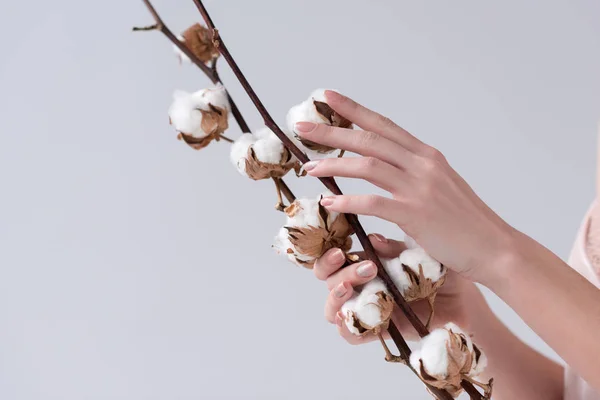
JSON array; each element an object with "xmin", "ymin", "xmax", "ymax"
[
  {"xmin": 273, "ymin": 227, "xmax": 313, "ymax": 266},
  {"xmin": 411, "ymin": 323, "xmax": 492, "ymax": 398},
  {"xmin": 229, "ymin": 134, "xmax": 257, "ymax": 176},
  {"xmin": 173, "ymin": 24, "xmax": 219, "ymax": 65},
  {"xmin": 285, "ymin": 195, "xmax": 330, "ymax": 228},
  {"xmin": 382, "ymin": 256, "xmax": 412, "ymax": 294},
  {"xmin": 168, "ymin": 86, "xmax": 230, "ymax": 150},
  {"xmin": 273, "ymin": 192, "xmax": 353, "ymax": 268},
  {"xmin": 199, "ymin": 84, "xmax": 230, "ymax": 111},
  {"xmin": 342, "ymin": 278, "xmax": 394, "ymax": 336},
  {"xmin": 410, "ymin": 328, "xmax": 452, "ymax": 377},
  {"xmin": 381, "ymin": 247, "xmax": 446, "ymax": 302},
  {"xmin": 399, "ymin": 247, "xmax": 446, "ymax": 283},
  {"xmin": 251, "ymin": 128, "xmax": 286, "ymax": 164},
  {"xmin": 229, "ymin": 128, "xmax": 296, "ymax": 180},
  {"xmin": 168, "ymin": 90, "xmax": 208, "ymax": 138}
]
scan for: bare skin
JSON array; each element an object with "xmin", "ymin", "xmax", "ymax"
[{"xmin": 301, "ymin": 91, "xmax": 600, "ymax": 399}]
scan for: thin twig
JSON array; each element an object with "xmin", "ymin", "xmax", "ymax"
[{"xmin": 191, "ymin": 1, "xmax": 483, "ymax": 399}]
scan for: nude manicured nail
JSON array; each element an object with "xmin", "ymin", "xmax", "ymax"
[
  {"xmin": 302, "ymin": 161, "xmax": 319, "ymax": 172},
  {"xmin": 334, "ymin": 282, "xmax": 348, "ymax": 298},
  {"xmin": 320, "ymin": 197, "xmax": 335, "ymax": 207},
  {"xmin": 356, "ymin": 262, "xmax": 376, "ymax": 278},
  {"xmin": 370, "ymin": 233, "xmax": 388, "ymax": 243},
  {"xmin": 324, "ymin": 90, "xmax": 343, "ymax": 103},
  {"xmin": 294, "ymin": 122, "xmax": 317, "ymax": 134},
  {"xmin": 329, "ymin": 249, "xmax": 345, "ymax": 263}
]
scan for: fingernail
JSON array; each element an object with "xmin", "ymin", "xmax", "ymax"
[
  {"xmin": 334, "ymin": 282, "xmax": 348, "ymax": 298},
  {"xmin": 324, "ymin": 90, "xmax": 343, "ymax": 103},
  {"xmin": 328, "ymin": 248, "xmax": 345, "ymax": 263},
  {"xmin": 295, "ymin": 122, "xmax": 317, "ymax": 134},
  {"xmin": 356, "ymin": 262, "xmax": 376, "ymax": 278},
  {"xmin": 320, "ymin": 196, "xmax": 335, "ymax": 207},
  {"xmin": 302, "ymin": 161, "xmax": 319, "ymax": 172},
  {"xmin": 370, "ymin": 233, "xmax": 388, "ymax": 243}
]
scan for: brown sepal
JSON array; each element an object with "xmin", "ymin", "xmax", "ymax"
[
  {"xmin": 284, "ymin": 200, "xmax": 354, "ymax": 269},
  {"xmin": 173, "ymin": 105, "xmax": 229, "ymax": 150},
  {"xmin": 417, "ymin": 329, "xmax": 475, "ymax": 397},
  {"xmin": 401, "ymin": 263, "xmax": 447, "ymax": 303},
  {"xmin": 244, "ymin": 146, "xmax": 295, "ymax": 180},
  {"xmin": 293, "ymin": 100, "xmax": 354, "ymax": 154},
  {"xmin": 181, "ymin": 23, "xmax": 220, "ymax": 64},
  {"xmin": 313, "ymin": 100, "xmax": 353, "ymax": 129}
]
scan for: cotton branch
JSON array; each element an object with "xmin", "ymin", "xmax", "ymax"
[
  {"xmin": 191, "ymin": 1, "xmax": 485, "ymax": 399},
  {"xmin": 135, "ymin": 0, "xmax": 297, "ymax": 204}
]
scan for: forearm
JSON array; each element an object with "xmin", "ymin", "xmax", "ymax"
[
  {"xmin": 486, "ymin": 231, "xmax": 600, "ymax": 392},
  {"xmin": 462, "ymin": 283, "xmax": 564, "ymax": 400}
]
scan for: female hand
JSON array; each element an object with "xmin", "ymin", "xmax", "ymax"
[
  {"xmin": 295, "ymin": 91, "xmax": 518, "ymax": 284},
  {"xmin": 315, "ymin": 235, "xmax": 474, "ymax": 344}
]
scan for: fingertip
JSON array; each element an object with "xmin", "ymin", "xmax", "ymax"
[
  {"xmin": 369, "ymin": 233, "xmax": 388, "ymax": 244},
  {"xmin": 368, "ymin": 234, "xmax": 407, "ymax": 258},
  {"xmin": 335, "ymin": 311, "xmax": 343, "ymax": 328},
  {"xmin": 324, "ymin": 90, "xmax": 345, "ymax": 105},
  {"xmin": 314, "ymin": 248, "xmax": 345, "ymax": 280}
]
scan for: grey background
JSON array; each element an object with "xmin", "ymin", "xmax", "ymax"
[{"xmin": 1, "ymin": 0, "xmax": 599, "ymax": 399}]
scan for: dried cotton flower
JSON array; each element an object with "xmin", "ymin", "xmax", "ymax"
[
  {"xmin": 410, "ymin": 323, "xmax": 492, "ymax": 399},
  {"xmin": 273, "ymin": 192, "xmax": 353, "ymax": 268},
  {"xmin": 229, "ymin": 128, "xmax": 299, "ymax": 180},
  {"xmin": 173, "ymin": 23, "xmax": 220, "ymax": 64},
  {"xmin": 382, "ymin": 236, "xmax": 447, "ymax": 328},
  {"xmin": 285, "ymin": 89, "xmax": 353, "ymax": 159},
  {"xmin": 168, "ymin": 85, "xmax": 230, "ymax": 150},
  {"xmin": 341, "ymin": 278, "xmax": 394, "ymax": 336}
]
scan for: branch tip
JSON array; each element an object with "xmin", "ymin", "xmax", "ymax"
[{"xmin": 132, "ymin": 23, "xmax": 160, "ymax": 32}]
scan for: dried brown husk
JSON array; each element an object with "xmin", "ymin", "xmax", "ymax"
[
  {"xmin": 284, "ymin": 200, "xmax": 354, "ymax": 269},
  {"xmin": 418, "ymin": 329, "xmax": 475, "ymax": 398},
  {"xmin": 173, "ymin": 104, "xmax": 229, "ymax": 150},
  {"xmin": 347, "ymin": 291, "xmax": 395, "ymax": 336},
  {"xmin": 244, "ymin": 146, "xmax": 298, "ymax": 180},
  {"xmin": 401, "ymin": 263, "xmax": 448, "ymax": 302},
  {"xmin": 296, "ymin": 100, "xmax": 354, "ymax": 154},
  {"xmin": 181, "ymin": 23, "xmax": 220, "ymax": 64}
]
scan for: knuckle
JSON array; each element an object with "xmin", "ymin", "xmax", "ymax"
[
  {"xmin": 424, "ymin": 146, "xmax": 446, "ymax": 163},
  {"xmin": 358, "ymin": 130, "xmax": 379, "ymax": 147},
  {"xmin": 377, "ymin": 113, "xmax": 396, "ymax": 129},
  {"xmin": 421, "ymin": 157, "xmax": 439, "ymax": 176},
  {"xmin": 365, "ymin": 195, "xmax": 383, "ymax": 209},
  {"xmin": 362, "ymin": 157, "xmax": 380, "ymax": 171}
]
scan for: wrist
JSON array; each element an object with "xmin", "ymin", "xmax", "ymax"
[{"xmin": 476, "ymin": 227, "xmax": 528, "ymax": 292}]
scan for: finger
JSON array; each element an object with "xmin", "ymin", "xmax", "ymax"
[
  {"xmin": 324, "ymin": 90, "xmax": 426, "ymax": 154},
  {"xmin": 313, "ymin": 248, "xmax": 346, "ymax": 281},
  {"xmin": 303, "ymin": 157, "xmax": 408, "ymax": 194},
  {"xmin": 294, "ymin": 122, "xmax": 416, "ymax": 171},
  {"xmin": 325, "ymin": 260, "xmax": 378, "ymax": 291},
  {"xmin": 320, "ymin": 195, "xmax": 406, "ymax": 226},
  {"xmin": 325, "ymin": 281, "xmax": 354, "ymax": 323},
  {"xmin": 368, "ymin": 234, "xmax": 407, "ymax": 258}
]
